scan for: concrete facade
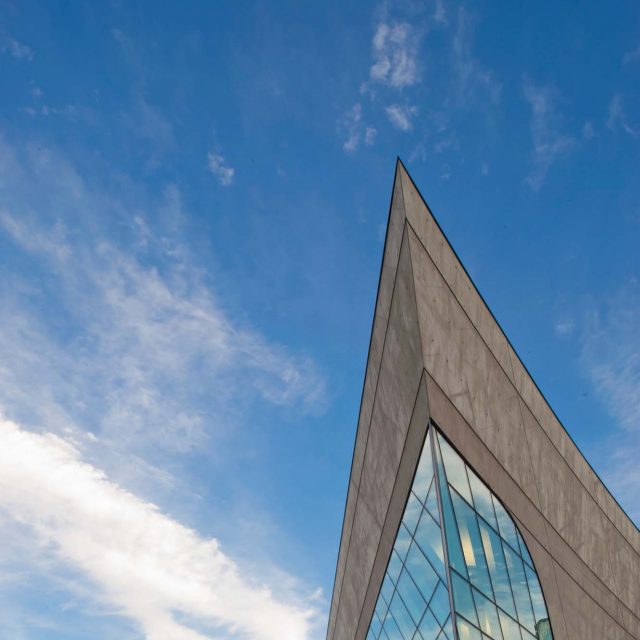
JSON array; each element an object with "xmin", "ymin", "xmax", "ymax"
[{"xmin": 327, "ymin": 162, "xmax": 640, "ymax": 640}]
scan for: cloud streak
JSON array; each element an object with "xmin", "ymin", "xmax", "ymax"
[
  {"xmin": 452, "ymin": 9, "xmax": 501, "ymax": 103},
  {"xmin": 0, "ymin": 139, "xmax": 325, "ymax": 458},
  {"xmin": 340, "ymin": 103, "xmax": 376, "ymax": 153},
  {"xmin": 370, "ymin": 23, "xmax": 421, "ymax": 89},
  {"xmin": 581, "ymin": 279, "xmax": 640, "ymax": 523},
  {"xmin": 0, "ymin": 133, "xmax": 326, "ymax": 636},
  {"xmin": 208, "ymin": 152, "xmax": 235, "ymax": 186},
  {"xmin": 1, "ymin": 34, "xmax": 33, "ymax": 60},
  {"xmin": 607, "ymin": 94, "xmax": 640, "ymax": 137},
  {"xmin": 523, "ymin": 79, "xmax": 575, "ymax": 191},
  {"xmin": 385, "ymin": 104, "xmax": 417, "ymax": 132},
  {"xmin": 0, "ymin": 415, "xmax": 317, "ymax": 640}
]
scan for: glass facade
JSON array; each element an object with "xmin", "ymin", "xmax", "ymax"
[{"xmin": 366, "ymin": 425, "xmax": 553, "ymax": 640}]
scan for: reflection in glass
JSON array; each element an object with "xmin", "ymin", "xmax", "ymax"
[
  {"xmin": 503, "ymin": 545, "xmax": 536, "ymax": 633},
  {"xmin": 479, "ymin": 520, "xmax": 517, "ymax": 619},
  {"xmin": 450, "ymin": 491, "xmax": 494, "ymax": 599}
]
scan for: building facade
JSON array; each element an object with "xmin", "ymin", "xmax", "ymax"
[{"xmin": 326, "ymin": 162, "xmax": 640, "ymax": 640}]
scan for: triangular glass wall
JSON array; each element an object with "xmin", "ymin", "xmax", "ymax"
[{"xmin": 366, "ymin": 425, "xmax": 553, "ymax": 640}]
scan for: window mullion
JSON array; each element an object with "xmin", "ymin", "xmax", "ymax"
[{"xmin": 429, "ymin": 422, "xmax": 459, "ymax": 640}]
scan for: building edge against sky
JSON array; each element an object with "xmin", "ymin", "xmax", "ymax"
[{"xmin": 326, "ymin": 161, "xmax": 640, "ymax": 640}]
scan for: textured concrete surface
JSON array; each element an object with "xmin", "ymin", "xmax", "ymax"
[{"xmin": 326, "ymin": 161, "xmax": 640, "ymax": 640}]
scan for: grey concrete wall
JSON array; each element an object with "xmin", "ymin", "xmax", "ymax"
[{"xmin": 326, "ymin": 162, "xmax": 640, "ymax": 640}]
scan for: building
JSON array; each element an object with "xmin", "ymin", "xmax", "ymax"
[{"xmin": 326, "ymin": 162, "xmax": 640, "ymax": 640}]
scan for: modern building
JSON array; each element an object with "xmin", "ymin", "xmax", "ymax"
[{"xmin": 326, "ymin": 162, "xmax": 640, "ymax": 640}]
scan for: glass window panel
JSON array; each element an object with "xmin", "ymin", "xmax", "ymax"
[
  {"xmin": 389, "ymin": 592, "xmax": 416, "ymax": 640},
  {"xmin": 375, "ymin": 593, "xmax": 389, "ymax": 624},
  {"xmin": 394, "ymin": 523, "xmax": 412, "ymax": 562},
  {"xmin": 388, "ymin": 550, "xmax": 403, "ymax": 584},
  {"xmin": 451, "ymin": 490, "xmax": 495, "ymax": 599},
  {"xmin": 457, "ymin": 617, "xmax": 483, "ymax": 640},
  {"xmin": 414, "ymin": 510, "xmax": 447, "ymax": 582},
  {"xmin": 396, "ymin": 569, "xmax": 427, "ymax": 625},
  {"xmin": 467, "ymin": 469, "xmax": 499, "ymax": 532},
  {"xmin": 365, "ymin": 424, "xmax": 554, "ymax": 640},
  {"xmin": 516, "ymin": 530, "xmax": 534, "ymax": 570},
  {"xmin": 451, "ymin": 571, "xmax": 479, "ymax": 628},
  {"xmin": 381, "ymin": 573, "xmax": 396, "ymax": 606},
  {"xmin": 478, "ymin": 520, "xmax": 517, "ymax": 618},
  {"xmin": 437, "ymin": 433, "xmax": 474, "ymax": 503},
  {"xmin": 370, "ymin": 612, "xmax": 383, "ymax": 639},
  {"xmin": 492, "ymin": 496, "xmax": 519, "ymax": 553},
  {"xmin": 524, "ymin": 564, "xmax": 548, "ymax": 626},
  {"xmin": 434, "ymin": 438, "xmax": 469, "ymax": 579},
  {"xmin": 405, "ymin": 542, "xmax": 439, "ymax": 603},
  {"xmin": 428, "ymin": 581, "xmax": 451, "ymax": 626},
  {"xmin": 417, "ymin": 608, "xmax": 441, "ymax": 640},
  {"xmin": 413, "ymin": 433, "xmax": 435, "ymax": 501},
  {"xmin": 472, "ymin": 587, "xmax": 503, "ymax": 640},
  {"xmin": 426, "ymin": 479, "xmax": 440, "ymax": 524},
  {"xmin": 503, "ymin": 545, "xmax": 536, "ymax": 633},
  {"xmin": 498, "ymin": 610, "xmax": 522, "ymax": 640},
  {"xmin": 442, "ymin": 615, "xmax": 454, "ymax": 640},
  {"xmin": 403, "ymin": 492, "xmax": 423, "ymax": 536},
  {"xmin": 383, "ymin": 614, "xmax": 403, "ymax": 640}
]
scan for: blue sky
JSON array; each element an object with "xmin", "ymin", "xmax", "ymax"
[{"xmin": 0, "ymin": 1, "xmax": 639, "ymax": 638}]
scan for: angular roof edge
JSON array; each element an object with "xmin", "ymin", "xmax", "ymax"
[{"xmin": 395, "ymin": 157, "xmax": 639, "ymax": 543}]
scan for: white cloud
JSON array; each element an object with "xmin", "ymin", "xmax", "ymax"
[
  {"xmin": 0, "ymin": 415, "xmax": 317, "ymax": 640},
  {"xmin": 0, "ymin": 132, "xmax": 326, "ymax": 636},
  {"xmin": 208, "ymin": 152, "xmax": 235, "ymax": 186},
  {"xmin": 0, "ymin": 137, "xmax": 325, "ymax": 455},
  {"xmin": 364, "ymin": 126, "xmax": 378, "ymax": 146},
  {"xmin": 370, "ymin": 23, "xmax": 421, "ymax": 89},
  {"xmin": 581, "ymin": 279, "xmax": 640, "ymax": 523},
  {"xmin": 523, "ymin": 79, "xmax": 575, "ymax": 191},
  {"xmin": 607, "ymin": 94, "xmax": 640, "ymax": 137},
  {"xmin": 385, "ymin": 104, "xmax": 418, "ymax": 131},
  {"xmin": 1, "ymin": 35, "xmax": 33, "ymax": 60},
  {"xmin": 340, "ymin": 104, "xmax": 376, "ymax": 153},
  {"xmin": 341, "ymin": 103, "xmax": 362, "ymax": 153},
  {"xmin": 452, "ymin": 9, "xmax": 501, "ymax": 103},
  {"xmin": 554, "ymin": 319, "xmax": 576, "ymax": 336}
]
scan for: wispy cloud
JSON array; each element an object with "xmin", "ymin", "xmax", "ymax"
[
  {"xmin": 0, "ymin": 141, "xmax": 324, "ymax": 456},
  {"xmin": 0, "ymin": 133, "xmax": 326, "ymax": 635},
  {"xmin": 523, "ymin": 78, "xmax": 575, "ymax": 191},
  {"xmin": 385, "ymin": 104, "xmax": 418, "ymax": 131},
  {"xmin": 342, "ymin": 103, "xmax": 363, "ymax": 153},
  {"xmin": 207, "ymin": 152, "xmax": 235, "ymax": 186},
  {"xmin": 452, "ymin": 8, "xmax": 501, "ymax": 103},
  {"xmin": 370, "ymin": 22, "xmax": 422, "ymax": 89},
  {"xmin": 340, "ymin": 103, "xmax": 376, "ymax": 153},
  {"xmin": 607, "ymin": 94, "xmax": 640, "ymax": 137},
  {"xmin": 622, "ymin": 44, "xmax": 640, "ymax": 64},
  {"xmin": 1, "ymin": 34, "xmax": 33, "ymax": 60},
  {"xmin": 581, "ymin": 279, "xmax": 640, "ymax": 523},
  {"xmin": 433, "ymin": 0, "xmax": 447, "ymax": 26},
  {"xmin": 0, "ymin": 415, "xmax": 318, "ymax": 640},
  {"xmin": 555, "ymin": 318, "xmax": 576, "ymax": 336}
]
